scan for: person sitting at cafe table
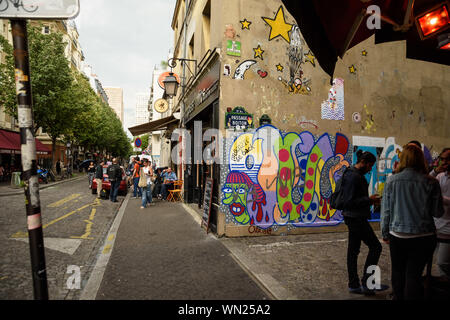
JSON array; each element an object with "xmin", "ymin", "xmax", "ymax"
[{"xmin": 160, "ymin": 167, "xmax": 177, "ymax": 200}]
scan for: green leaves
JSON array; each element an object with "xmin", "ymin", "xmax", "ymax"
[{"xmin": 0, "ymin": 21, "xmax": 131, "ymax": 158}]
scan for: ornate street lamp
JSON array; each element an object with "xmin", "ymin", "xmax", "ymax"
[{"xmin": 162, "ymin": 73, "xmax": 179, "ymax": 98}]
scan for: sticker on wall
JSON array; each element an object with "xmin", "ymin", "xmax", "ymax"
[
  {"xmin": 257, "ymin": 70, "xmax": 268, "ymax": 78},
  {"xmin": 227, "ymin": 40, "xmax": 241, "ymax": 57},
  {"xmin": 253, "ymin": 45, "xmax": 265, "ymax": 60},
  {"xmin": 362, "ymin": 50, "xmax": 368, "ymax": 56},
  {"xmin": 349, "ymin": 64, "xmax": 357, "ymax": 74},
  {"xmin": 352, "ymin": 112, "xmax": 362, "ymax": 123},
  {"xmin": 321, "ymin": 78, "xmax": 344, "ymax": 120},
  {"xmin": 233, "ymin": 60, "xmax": 257, "ymax": 80},
  {"xmin": 240, "ymin": 18, "xmax": 252, "ymax": 30},
  {"xmin": 262, "ymin": 6, "xmax": 293, "ymax": 43},
  {"xmin": 224, "ymin": 24, "xmax": 236, "ymax": 39},
  {"xmin": 224, "ymin": 64, "xmax": 232, "ymax": 77}
]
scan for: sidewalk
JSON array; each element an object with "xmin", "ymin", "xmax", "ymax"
[
  {"xmin": 88, "ymin": 195, "xmax": 271, "ymax": 300},
  {"xmin": 81, "ymin": 195, "xmax": 449, "ymax": 301},
  {"xmin": 0, "ymin": 174, "xmax": 86, "ymax": 197}
]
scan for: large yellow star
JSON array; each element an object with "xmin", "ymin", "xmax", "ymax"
[
  {"xmin": 276, "ymin": 63, "xmax": 284, "ymax": 72},
  {"xmin": 262, "ymin": 6, "xmax": 293, "ymax": 43},
  {"xmin": 253, "ymin": 45, "xmax": 265, "ymax": 60}
]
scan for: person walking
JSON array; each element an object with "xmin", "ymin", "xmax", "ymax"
[
  {"xmin": 139, "ymin": 159, "xmax": 154, "ymax": 209},
  {"xmin": 340, "ymin": 150, "xmax": 385, "ymax": 295},
  {"xmin": 56, "ymin": 160, "xmax": 61, "ymax": 177},
  {"xmin": 87, "ymin": 161, "xmax": 95, "ymax": 187},
  {"xmin": 132, "ymin": 157, "xmax": 142, "ymax": 198},
  {"xmin": 381, "ymin": 145, "xmax": 444, "ymax": 300},
  {"xmin": 107, "ymin": 158, "xmax": 122, "ymax": 203},
  {"xmin": 94, "ymin": 160, "xmax": 105, "ymax": 199}
]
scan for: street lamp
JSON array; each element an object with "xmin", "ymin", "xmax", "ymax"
[{"xmin": 162, "ymin": 73, "xmax": 179, "ymax": 98}]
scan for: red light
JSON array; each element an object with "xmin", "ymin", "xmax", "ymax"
[
  {"xmin": 441, "ymin": 42, "xmax": 450, "ymax": 49},
  {"xmin": 417, "ymin": 5, "xmax": 450, "ymax": 37}
]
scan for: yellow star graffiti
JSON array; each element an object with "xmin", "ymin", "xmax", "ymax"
[
  {"xmin": 262, "ymin": 6, "xmax": 293, "ymax": 43},
  {"xmin": 240, "ymin": 19, "xmax": 251, "ymax": 30},
  {"xmin": 276, "ymin": 63, "xmax": 284, "ymax": 72},
  {"xmin": 253, "ymin": 45, "xmax": 265, "ymax": 60},
  {"xmin": 349, "ymin": 64, "xmax": 357, "ymax": 74},
  {"xmin": 304, "ymin": 50, "xmax": 316, "ymax": 67},
  {"xmin": 362, "ymin": 50, "xmax": 368, "ymax": 56}
]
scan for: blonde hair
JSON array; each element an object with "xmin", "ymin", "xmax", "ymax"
[{"xmin": 397, "ymin": 145, "xmax": 427, "ymax": 174}]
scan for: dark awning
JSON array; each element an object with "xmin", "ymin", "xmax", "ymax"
[
  {"xmin": 0, "ymin": 129, "xmax": 51, "ymax": 154},
  {"xmin": 128, "ymin": 115, "xmax": 179, "ymax": 136}
]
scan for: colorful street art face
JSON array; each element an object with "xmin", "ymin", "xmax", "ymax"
[{"xmin": 223, "ymin": 125, "xmax": 352, "ymax": 229}]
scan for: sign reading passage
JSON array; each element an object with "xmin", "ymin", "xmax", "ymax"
[
  {"xmin": 0, "ymin": 0, "xmax": 80, "ymax": 19},
  {"xmin": 225, "ymin": 106, "xmax": 254, "ymax": 130},
  {"xmin": 201, "ymin": 178, "xmax": 214, "ymax": 233}
]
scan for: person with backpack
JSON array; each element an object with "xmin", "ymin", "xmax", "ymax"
[
  {"xmin": 334, "ymin": 150, "xmax": 386, "ymax": 295},
  {"xmin": 107, "ymin": 158, "xmax": 122, "ymax": 203}
]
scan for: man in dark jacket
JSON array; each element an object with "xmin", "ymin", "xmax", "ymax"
[
  {"xmin": 107, "ymin": 158, "xmax": 122, "ymax": 203},
  {"xmin": 341, "ymin": 150, "xmax": 385, "ymax": 295}
]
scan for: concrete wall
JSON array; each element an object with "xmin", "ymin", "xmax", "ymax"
[{"xmin": 214, "ymin": 0, "xmax": 449, "ymax": 237}]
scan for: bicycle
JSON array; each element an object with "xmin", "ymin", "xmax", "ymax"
[{"xmin": 0, "ymin": 0, "xmax": 39, "ymax": 13}]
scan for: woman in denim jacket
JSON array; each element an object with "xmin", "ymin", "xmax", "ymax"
[{"xmin": 381, "ymin": 145, "xmax": 444, "ymax": 300}]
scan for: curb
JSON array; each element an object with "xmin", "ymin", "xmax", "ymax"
[
  {"xmin": 0, "ymin": 175, "xmax": 86, "ymax": 197},
  {"xmin": 79, "ymin": 192, "xmax": 131, "ymax": 300}
]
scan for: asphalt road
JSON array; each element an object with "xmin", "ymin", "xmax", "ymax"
[{"xmin": 0, "ymin": 177, "xmax": 125, "ymax": 300}]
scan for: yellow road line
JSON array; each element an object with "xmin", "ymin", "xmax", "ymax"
[{"xmin": 47, "ymin": 194, "xmax": 81, "ymax": 208}]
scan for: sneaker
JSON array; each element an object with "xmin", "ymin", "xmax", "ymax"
[
  {"xmin": 140, "ymin": 206, "xmax": 145, "ymax": 209},
  {"xmin": 349, "ymin": 286, "xmax": 363, "ymax": 294}
]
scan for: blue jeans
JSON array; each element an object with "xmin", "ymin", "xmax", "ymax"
[
  {"xmin": 141, "ymin": 183, "xmax": 153, "ymax": 207},
  {"xmin": 133, "ymin": 177, "xmax": 142, "ymax": 197},
  {"xmin": 109, "ymin": 180, "xmax": 121, "ymax": 202}
]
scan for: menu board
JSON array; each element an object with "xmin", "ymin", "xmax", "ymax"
[{"xmin": 201, "ymin": 178, "xmax": 213, "ymax": 233}]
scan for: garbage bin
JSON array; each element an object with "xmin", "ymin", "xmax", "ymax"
[{"xmin": 11, "ymin": 172, "xmax": 22, "ymax": 189}]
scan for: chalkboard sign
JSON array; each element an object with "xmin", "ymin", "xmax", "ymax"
[{"xmin": 201, "ymin": 178, "xmax": 214, "ymax": 233}]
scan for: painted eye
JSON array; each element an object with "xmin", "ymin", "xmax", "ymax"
[
  {"xmin": 238, "ymin": 188, "xmax": 246, "ymax": 194},
  {"xmin": 222, "ymin": 188, "xmax": 232, "ymax": 194}
]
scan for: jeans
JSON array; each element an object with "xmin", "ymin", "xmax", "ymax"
[
  {"xmin": 109, "ymin": 180, "xmax": 120, "ymax": 202},
  {"xmin": 344, "ymin": 216, "xmax": 382, "ymax": 289},
  {"xmin": 436, "ymin": 241, "xmax": 450, "ymax": 278},
  {"xmin": 389, "ymin": 234, "xmax": 437, "ymax": 300},
  {"xmin": 133, "ymin": 177, "xmax": 142, "ymax": 197},
  {"xmin": 141, "ymin": 183, "xmax": 153, "ymax": 207},
  {"xmin": 161, "ymin": 182, "xmax": 174, "ymax": 200}
]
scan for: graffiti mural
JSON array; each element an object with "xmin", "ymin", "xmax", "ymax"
[
  {"xmin": 321, "ymin": 78, "xmax": 345, "ymax": 120},
  {"xmin": 222, "ymin": 126, "xmax": 353, "ymax": 229}
]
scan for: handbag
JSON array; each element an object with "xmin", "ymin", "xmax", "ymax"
[{"xmin": 138, "ymin": 168, "xmax": 147, "ymax": 188}]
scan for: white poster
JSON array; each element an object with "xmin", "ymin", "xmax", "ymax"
[{"xmin": 321, "ymin": 78, "xmax": 344, "ymax": 120}]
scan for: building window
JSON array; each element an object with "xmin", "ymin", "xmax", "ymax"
[
  {"xmin": 43, "ymin": 26, "xmax": 50, "ymax": 34},
  {"xmin": 202, "ymin": 0, "xmax": 211, "ymax": 53}
]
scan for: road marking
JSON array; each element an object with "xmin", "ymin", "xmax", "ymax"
[
  {"xmin": 102, "ymin": 244, "xmax": 112, "ymax": 254},
  {"xmin": 71, "ymin": 208, "xmax": 97, "ymax": 240},
  {"xmin": 10, "ymin": 198, "xmax": 101, "ymax": 239},
  {"xmin": 47, "ymin": 194, "xmax": 81, "ymax": 208},
  {"xmin": 11, "ymin": 237, "xmax": 82, "ymax": 255}
]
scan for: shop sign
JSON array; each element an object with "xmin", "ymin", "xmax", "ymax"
[
  {"xmin": 226, "ymin": 40, "xmax": 241, "ymax": 57},
  {"xmin": 0, "ymin": 0, "xmax": 80, "ymax": 19},
  {"xmin": 225, "ymin": 107, "xmax": 254, "ymax": 130}
]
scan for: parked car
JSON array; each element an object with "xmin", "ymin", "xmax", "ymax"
[{"xmin": 91, "ymin": 165, "xmax": 128, "ymax": 197}]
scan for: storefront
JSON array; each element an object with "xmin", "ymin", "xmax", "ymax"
[
  {"xmin": 182, "ymin": 52, "xmax": 221, "ymax": 232},
  {"xmin": 0, "ymin": 129, "xmax": 51, "ymax": 178}
]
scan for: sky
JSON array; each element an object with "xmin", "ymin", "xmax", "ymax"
[{"xmin": 74, "ymin": 0, "xmax": 176, "ymax": 138}]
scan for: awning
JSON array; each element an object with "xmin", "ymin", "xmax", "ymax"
[
  {"xmin": 128, "ymin": 115, "xmax": 180, "ymax": 136},
  {"xmin": 0, "ymin": 129, "xmax": 51, "ymax": 155}
]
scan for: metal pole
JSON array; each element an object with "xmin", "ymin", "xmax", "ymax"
[{"xmin": 10, "ymin": 19, "xmax": 49, "ymax": 300}]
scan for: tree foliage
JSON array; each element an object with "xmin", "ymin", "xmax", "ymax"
[{"xmin": 0, "ymin": 22, "xmax": 132, "ymax": 160}]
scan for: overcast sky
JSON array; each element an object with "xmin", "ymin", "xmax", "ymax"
[{"xmin": 75, "ymin": 0, "xmax": 176, "ymax": 138}]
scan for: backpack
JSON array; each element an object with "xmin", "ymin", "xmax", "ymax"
[
  {"xmin": 329, "ymin": 167, "xmax": 349, "ymax": 210},
  {"xmin": 107, "ymin": 165, "xmax": 117, "ymax": 180}
]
